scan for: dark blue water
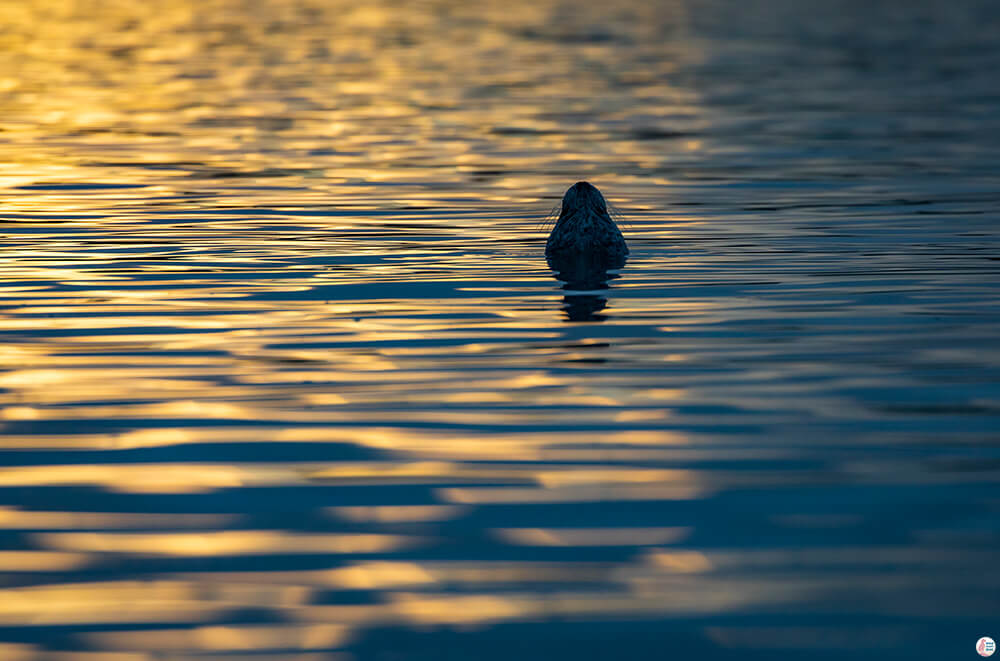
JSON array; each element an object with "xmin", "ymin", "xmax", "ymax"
[{"xmin": 0, "ymin": 0, "xmax": 998, "ymax": 659}]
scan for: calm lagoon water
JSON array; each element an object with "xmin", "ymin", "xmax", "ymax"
[{"xmin": 1, "ymin": 0, "xmax": 999, "ymax": 659}]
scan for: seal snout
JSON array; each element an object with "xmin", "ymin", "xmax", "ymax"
[{"xmin": 562, "ymin": 181, "xmax": 606, "ymax": 215}]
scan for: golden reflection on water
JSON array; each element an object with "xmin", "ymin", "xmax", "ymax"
[
  {"xmin": 0, "ymin": 0, "xmax": 700, "ymax": 207},
  {"xmin": 36, "ymin": 531, "xmax": 413, "ymax": 556},
  {"xmin": 1, "ymin": 0, "xmax": 998, "ymax": 659}
]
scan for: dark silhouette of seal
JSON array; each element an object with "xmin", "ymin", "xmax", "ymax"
[
  {"xmin": 545, "ymin": 181, "xmax": 628, "ymax": 264},
  {"xmin": 545, "ymin": 182, "xmax": 628, "ymax": 322}
]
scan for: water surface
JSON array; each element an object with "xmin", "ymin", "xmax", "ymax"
[{"xmin": 1, "ymin": 0, "xmax": 999, "ymax": 659}]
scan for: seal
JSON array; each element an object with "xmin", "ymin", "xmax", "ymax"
[
  {"xmin": 545, "ymin": 182, "xmax": 628, "ymax": 322},
  {"xmin": 545, "ymin": 181, "xmax": 628, "ymax": 264}
]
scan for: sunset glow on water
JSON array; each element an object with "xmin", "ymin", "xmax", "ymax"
[{"xmin": 1, "ymin": 0, "xmax": 999, "ymax": 659}]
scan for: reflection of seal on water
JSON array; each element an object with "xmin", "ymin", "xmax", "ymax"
[
  {"xmin": 545, "ymin": 181, "xmax": 628, "ymax": 263},
  {"xmin": 545, "ymin": 182, "xmax": 628, "ymax": 322}
]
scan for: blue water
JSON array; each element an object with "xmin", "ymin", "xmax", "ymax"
[{"xmin": 0, "ymin": 0, "xmax": 998, "ymax": 659}]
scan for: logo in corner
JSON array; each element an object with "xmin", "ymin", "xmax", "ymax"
[{"xmin": 978, "ymin": 637, "xmax": 996, "ymax": 657}]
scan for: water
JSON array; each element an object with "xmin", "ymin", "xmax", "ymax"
[{"xmin": 1, "ymin": 0, "xmax": 999, "ymax": 659}]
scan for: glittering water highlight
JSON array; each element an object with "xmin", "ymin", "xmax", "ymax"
[{"xmin": 1, "ymin": 0, "xmax": 999, "ymax": 659}]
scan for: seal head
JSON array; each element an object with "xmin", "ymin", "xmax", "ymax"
[
  {"xmin": 545, "ymin": 182, "xmax": 628, "ymax": 322},
  {"xmin": 545, "ymin": 181, "xmax": 628, "ymax": 265}
]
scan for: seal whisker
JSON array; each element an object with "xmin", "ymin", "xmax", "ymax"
[
  {"xmin": 537, "ymin": 201, "xmax": 562, "ymax": 233},
  {"xmin": 607, "ymin": 202, "xmax": 633, "ymax": 231}
]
